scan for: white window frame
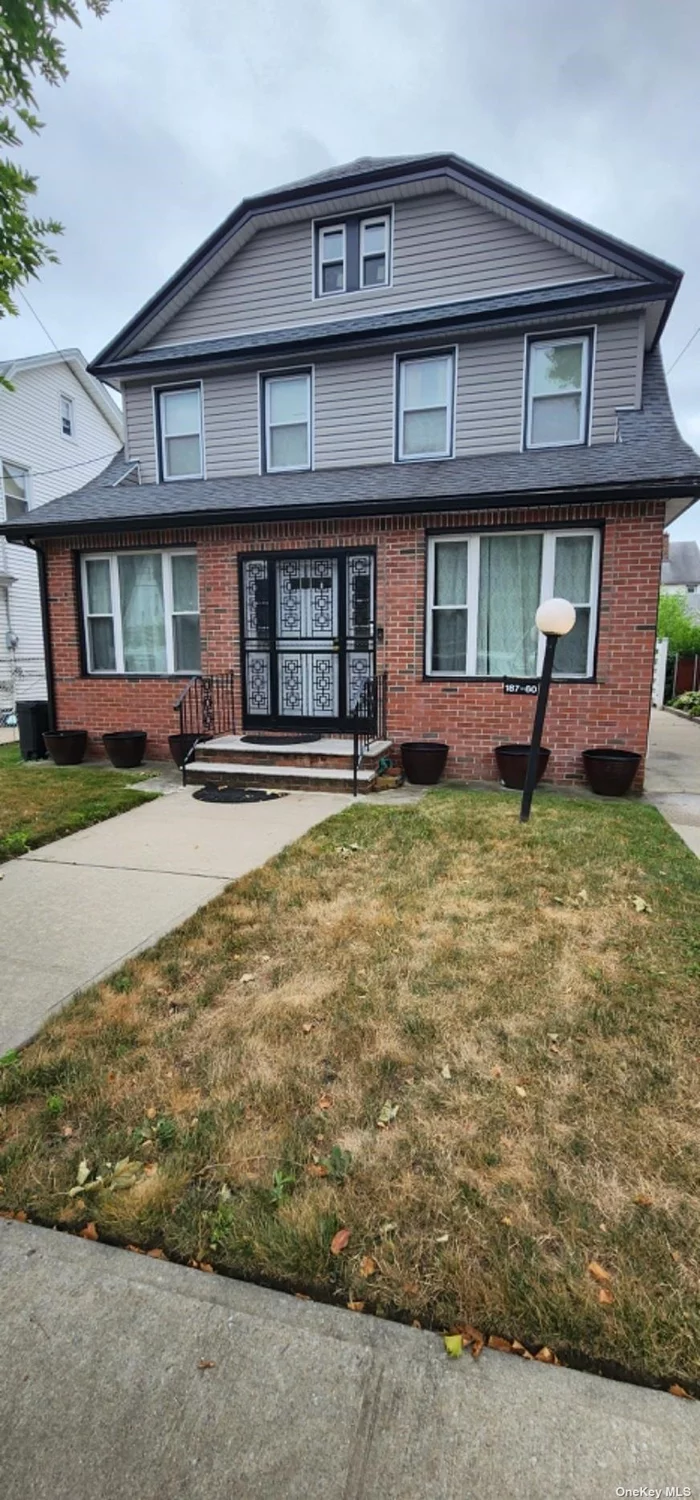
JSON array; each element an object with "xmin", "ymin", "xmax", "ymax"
[
  {"xmin": 263, "ymin": 371, "xmax": 312, "ymax": 473},
  {"xmin": 360, "ymin": 215, "xmax": 390, "ymax": 288},
  {"xmin": 60, "ymin": 394, "xmax": 75, "ymax": 440},
  {"xmin": 157, "ymin": 384, "xmax": 204, "ymax": 482},
  {"xmin": 397, "ymin": 351, "xmax": 455, "ymax": 462},
  {"xmin": 425, "ymin": 529, "xmax": 601, "ymax": 680},
  {"xmin": 525, "ymin": 334, "xmax": 591, "ymax": 450},
  {"xmin": 318, "ymin": 223, "xmax": 346, "ymax": 296},
  {"xmin": 1, "ymin": 458, "xmax": 31, "ymax": 521},
  {"xmin": 81, "ymin": 550, "xmax": 200, "ymax": 676}
]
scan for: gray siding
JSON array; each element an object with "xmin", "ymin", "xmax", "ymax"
[
  {"xmin": 123, "ymin": 316, "xmax": 644, "ymax": 479},
  {"xmin": 153, "ymin": 191, "xmax": 602, "ymax": 348}
]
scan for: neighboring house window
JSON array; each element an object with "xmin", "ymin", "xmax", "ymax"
[
  {"xmin": 60, "ymin": 394, "xmax": 75, "ymax": 438},
  {"xmin": 525, "ymin": 334, "xmax": 591, "ymax": 448},
  {"xmin": 315, "ymin": 210, "xmax": 392, "ymax": 296},
  {"xmin": 319, "ymin": 225, "xmax": 346, "ymax": 294},
  {"xmin": 1, "ymin": 460, "xmax": 30, "ymax": 520},
  {"xmin": 157, "ymin": 386, "xmax": 203, "ymax": 480},
  {"xmin": 426, "ymin": 530, "xmax": 600, "ymax": 679},
  {"xmin": 82, "ymin": 551, "xmax": 201, "ymax": 674},
  {"xmin": 397, "ymin": 353, "xmax": 455, "ymax": 460},
  {"xmin": 263, "ymin": 372, "xmax": 311, "ymax": 472}
]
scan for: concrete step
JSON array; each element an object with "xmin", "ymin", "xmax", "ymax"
[
  {"xmin": 186, "ymin": 760, "xmax": 377, "ymax": 794},
  {"xmin": 198, "ymin": 736, "xmax": 392, "ymax": 772}
]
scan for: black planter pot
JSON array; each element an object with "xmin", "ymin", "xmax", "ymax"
[
  {"xmin": 43, "ymin": 729, "xmax": 87, "ymax": 766},
  {"xmin": 400, "ymin": 741, "xmax": 449, "ymax": 785},
  {"xmin": 495, "ymin": 743, "xmax": 551, "ymax": 791},
  {"xmin": 582, "ymin": 748, "xmax": 641, "ymax": 797},
  {"xmin": 102, "ymin": 730, "xmax": 147, "ymax": 770},
  {"xmin": 168, "ymin": 732, "xmax": 200, "ymax": 770}
]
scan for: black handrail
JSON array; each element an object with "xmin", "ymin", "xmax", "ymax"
[
  {"xmin": 174, "ymin": 671, "xmax": 236, "ymax": 785},
  {"xmin": 351, "ymin": 672, "xmax": 387, "ymax": 796}
]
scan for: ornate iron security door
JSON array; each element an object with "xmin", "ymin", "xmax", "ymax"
[{"xmin": 241, "ymin": 551, "xmax": 375, "ymax": 728}]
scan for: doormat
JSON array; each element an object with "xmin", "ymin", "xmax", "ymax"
[
  {"xmin": 240, "ymin": 733, "xmax": 322, "ymax": 746},
  {"xmin": 193, "ymin": 785, "xmax": 287, "ymax": 804}
]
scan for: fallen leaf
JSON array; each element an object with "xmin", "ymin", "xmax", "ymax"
[
  {"xmin": 470, "ymin": 1335, "xmax": 485, "ymax": 1359},
  {"xmin": 197, "ymin": 1359, "xmax": 216, "ymax": 1370},
  {"xmin": 444, "ymin": 1334, "xmax": 463, "ymax": 1359},
  {"xmin": 403, "ymin": 1281, "xmax": 420, "ymax": 1296},
  {"xmin": 598, "ymin": 1288, "xmax": 615, "ymax": 1306},
  {"xmin": 295, "ymin": 1293, "xmax": 311, "ymax": 1300},
  {"xmin": 80, "ymin": 1222, "xmax": 99, "ymax": 1241},
  {"xmin": 501, "ymin": 1215, "xmax": 513, "ymax": 1227},
  {"xmin": 669, "ymin": 1384, "xmax": 693, "ymax": 1399},
  {"xmin": 198, "ymin": 1262, "xmax": 214, "ymax": 1273},
  {"xmin": 634, "ymin": 1194, "xmax": 653, "ymax": 1207},
  {"xmin": 76, "ymin": 1159, "xmax": 91, "ymax": 1187},
  {"xmin": 347, "ymin": 1301, "xmax": 365, "ymax": 1313},
  {"xmin": 411, "ymin": 1319, "xmax": 422, "ymax": 1329},
  {"xmin": 146, "ymin": 1247, "xmax": 168, "ymax": 1260},
  {"xmin": 515, "ymin": 1085, "xmax": 527, "ymax": 1099},
  {"xmin": 511, "ymin": 1340, "xmax": 532, "ymax": 1359},
  {"xmin": 302, "ymin": 1022, "xmax": 314, "ymax": 1034},
  {"xmin": 330, "ymin": 1227, "xmax": 351, "ymax": 1255},
  {"xmin": 671, "ymin": 1250, "xmax": 681, "ymax": 1264},
  {"xmin": 145, "ymin": 1107, "xmax": 157, "ymax": 1120},
  {"xmin": 143, "ymin": 1162, "xmax": 158, "ymax": 1177},
  {"xmin": 587, "ymin": 1260, "xmax": 612, "ymax": 1285},
  {"xmin": 359, "ymin": 1255, "xmax": 378, "ymax": 1277},
  {"xmin": 307, "ymin": 1163, "xmax": 329, "ymax": 1178},
  {"xmin": 631, "ymin": 895, "xmax": 651, "ymax": 913},
  {"xmin": 576, "ymin": 889, "xmax": 588, "ymax": 904},
  {"xmin": 239, "ymin": 973, "xmax": 255, "ymax": 984},
  {"xmin": 487, "ymin": 1335, "xmax": 513, "ymax": 1353},
  {"xmin": 61, "ymin": 1125, "xmax": 73, "ymax": 1138},
  {"xmin": 14, "ymin": 1209, "xmax": 28, "ymax": 1222},
  {"xmin": 376, "ymin": 1100, "xmax": 399, "ymax": 1128},
  {"xmin": 440, "ymin": 1064, "xmax": 452, "ymax": 1080},
  {"xmin": 125, "ymin": 1244, "xmax": 145, "ymax": 1254},
  {"xmin": 535, "ymin": 1346, "xmax": 556, "ymax": 1364},
  {"xmin": 491, "ymin": 1066, "xmax": 502, "ymax": 1079},
  {"xmin": 434, "ymin": 1232, "xmax": 449, "ymax": 1244},
  {"xmin": 317, "ymin": 1093, "xmax": 333, "ymax": 1111}
]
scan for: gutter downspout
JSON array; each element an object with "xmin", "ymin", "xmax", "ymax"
[{"xmin": 30, "ymin": 541, "xmax": 56, "ymax": 733}]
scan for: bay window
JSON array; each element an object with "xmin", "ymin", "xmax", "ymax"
[
  {"xmin": 82, "ymin": 551, "xmax": 201, "ymax": 674},
  {"xmin": 525, "ymin": 334, "xmax": 591, "ymax": 448},
  {"xmin": 426, "ymin": 530, "xmax": 599, "ymax": 679},
  {"xmin": 157, "ymin": 386, "xmax": 203, "ymax": 480}
]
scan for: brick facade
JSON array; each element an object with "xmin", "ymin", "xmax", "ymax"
[{"xmin": 44, "ymin": 496, "xmax": 665, "ymax": 787}]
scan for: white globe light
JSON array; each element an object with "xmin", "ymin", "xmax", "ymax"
[{"xmin": 535, "ymin": 597, "xmax": 576, "ymax": 637}]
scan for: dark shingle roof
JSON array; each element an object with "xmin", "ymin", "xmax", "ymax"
[
  {"xmin": 661, "ymin": 540, "xmax": 700, "ymax": 587},
  {"xmin": 270, "ymin": 155, "xmax": 423, "ymax": 193},
  {"xmin": 6, "ymin": 350, "xmax": 699, "ymax": 541}
]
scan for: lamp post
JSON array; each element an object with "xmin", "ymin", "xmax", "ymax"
[{"xmin": 519, "ymin": 597, "xmax": 576, "ymax": 823}]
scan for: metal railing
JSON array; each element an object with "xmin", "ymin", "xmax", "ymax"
[
  {"xmin": 173, "ymin": 671, "xmax": 235, "ymax": 785},
  {"xmin": 351, "ymin": 672, "xmax": 387, "ymax": 796}
]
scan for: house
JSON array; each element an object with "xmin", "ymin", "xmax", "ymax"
[
  {"xmin": 660, "ymin": 538, "xmax": 700, "ymax": 595},
  {"xmin": 4, "ymin": 153, "xmax": 700, "ymax": 789},
  {"xmin": 0, "ymin": 351, "xmax": 123, "ymax": 716}
]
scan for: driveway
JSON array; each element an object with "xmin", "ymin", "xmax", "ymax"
[
  {"xmin": 646, "ymin": 707, "xmax": 700, "ymax": 856},
  {"xmin": 0, "ymin": 786, "xmax": 350, "ymax": 1054}
]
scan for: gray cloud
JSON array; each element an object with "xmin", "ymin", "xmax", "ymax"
[{"xmin": 4, "ymin": 0, "xmax": 699, "ymax": 534}]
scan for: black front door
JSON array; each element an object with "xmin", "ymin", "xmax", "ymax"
[{"xmin": 240, "ymin": 549, "xmax": 375, "ymax": 729}]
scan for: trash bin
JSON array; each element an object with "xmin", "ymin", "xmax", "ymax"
[{"xmin": 17, "ymin": 700, "xmax": 50, "ymax": 761}]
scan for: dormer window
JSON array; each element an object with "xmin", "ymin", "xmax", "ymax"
[{"xmin": 315, "ymin": 210, "xmax": 392, "ymax": 297}]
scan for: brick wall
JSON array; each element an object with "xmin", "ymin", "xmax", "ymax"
[{"xmin": 44, "ymin": 497, "xmax": 665, "ymax": 786}]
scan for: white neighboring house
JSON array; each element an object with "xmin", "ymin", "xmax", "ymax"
[{"xmin": 0, "ymin": 350, "xmax": 123, "ymax": 714}]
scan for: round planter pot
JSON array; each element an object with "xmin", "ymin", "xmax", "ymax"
[
  {"xmin": 494, "ymin": 743, "xmax": 551, "ymax": 791},
  {"xmin": 102, "ymin": 730, "xmax": 147, "ymax": 770},
  {"xmin": 582, "ymin": 748, "xmax": 641, "ymax": 797},
  {"xmin": 43, "ymin": 729, "xmax": 88, "ymax": 766},
  {"xmin": 400, "ymin": 741, "xmax": 449, "ymax": 785},
  {"xmin": 168, "ymin": 732, "xmax": 200, "ymax": 770}
]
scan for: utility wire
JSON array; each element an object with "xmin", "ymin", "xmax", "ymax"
[
  {"xmin": 18, "ymin": 288, "xmax": 72, "ymax": 364},
  {"xmin": 29, "ymin": 451, "xmax": 122, "ymax": 479},
  {"xmin": 667, "ymin": 323, "xmax": 700, "ymax": 375}
]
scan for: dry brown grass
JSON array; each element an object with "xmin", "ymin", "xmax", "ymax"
[{"xmin": 2, "ymin": 789, "xmax": 700, "ymax": 1388}]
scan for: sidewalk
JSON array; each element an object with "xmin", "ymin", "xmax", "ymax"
[
  {"xmin": 645, "ymin": 707, "xmax": 700, "ymax": 857},
  {"xmin": 0, "ymin": 786, "xmax": 350, "ymax": 1055},
  {"xmin": 1, "ymin": 1219, "xmax": 698, "ymax": 1500}
]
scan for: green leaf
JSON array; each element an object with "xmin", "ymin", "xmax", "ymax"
[{"xmin": 444, "ymin": 1334, "xmax": 463, "ymax": 1358}]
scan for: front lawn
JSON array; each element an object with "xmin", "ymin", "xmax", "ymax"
[
  {"xmin": 0, "ymin": 742, "xmax": 157, "ymax": 862},
  {"xmin": 1, "ymin": 790, "xmax": 699, "ymax": 1390}
]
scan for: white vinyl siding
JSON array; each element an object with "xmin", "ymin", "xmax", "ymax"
[
  {"xmin": 81, "ymin": 551, "xmax": 200, "ymax": 675},
  {"xmin": 426, "ymin": 530, "xmax": 600, "ymax": 680},
  {"xmin": 314, "ymin": 355, "xmax": 394, "ymax": 467},
  {"xmin": 590, "ymin": 317, "xmax": 642, "ymax": 443},
  {"xmin": 152, "ymin": 191, "xmax": 605, "ymax": 347}
]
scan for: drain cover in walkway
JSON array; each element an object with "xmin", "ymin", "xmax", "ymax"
[
  {"xmin": 240, "ymin": 733, "xmax": 322, "ymax": 746},
  {"xmin": 193, "ymin": 785, "xmax": 287, "ymax": 805}
]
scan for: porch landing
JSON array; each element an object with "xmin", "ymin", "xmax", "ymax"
[{"xmin": 187, "ymin": 735, "xmax": 394, "ymax": 794}]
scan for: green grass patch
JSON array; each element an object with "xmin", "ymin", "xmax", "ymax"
[{"xmin": 0, "ymin": 742, "xmax": 157, "ymax": 862}]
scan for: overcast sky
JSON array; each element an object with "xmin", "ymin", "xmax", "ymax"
[{"xmin": 4, "ymin": 0, "xmax": 700, "ymax": 538}]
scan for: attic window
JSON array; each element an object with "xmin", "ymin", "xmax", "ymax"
[
  {"xmin": 315, "ymin": 209, "xmax": 392, "ymax": 296},
  {"xmin": 60, "ymin": 395, "xmax": 74, "ymax": 438}
]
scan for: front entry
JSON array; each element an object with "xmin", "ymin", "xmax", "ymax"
[{"xmin": 241, "ymin": 550, "xmax": 375, "ymax": 730}]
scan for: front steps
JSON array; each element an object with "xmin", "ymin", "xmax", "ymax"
[{"xmin": 186, "ymin": 735, "xmax": 394, "ymax": 794}]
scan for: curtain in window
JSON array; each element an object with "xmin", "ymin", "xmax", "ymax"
[
  {"xmin": 432, "ymin": 543, "xmax": 468, "ymax": 672},
  {"xmin": 118, "ymin": 555, "xmax": 166, "ymax": 673},
  {"xmin": 476, "ymin": 535, "xmax": 542, "ymax": 676},
  {"xmin": 553, "ymin": 535, "xmax": 593, "ymax": 675}
]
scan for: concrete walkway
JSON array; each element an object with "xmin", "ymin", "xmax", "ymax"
[
  {"xmin": 1, "ymin": 1219, "xmax": 698, "ymax": 1500},
  {"xmin": 646, "ymin": 706, "xmax": 700, "ymax": 856},
  {"xmin": 0, "ymin": 786, "xmax": 350, "ymax": 1054}
]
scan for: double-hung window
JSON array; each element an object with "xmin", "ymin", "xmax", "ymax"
[
  {"xmin": 82, "ymin": 551, "xmax": 201, "ymax": 675},
  {"xmin": 319, "ymin": 225, "xmax": 346, "ymax": 295},
  {"xmin": 525, "ymin": 334, "xmax": 591, "ymax": 448},
  {"xmin": 263, "ymin": 372, "xmax": 311, "ymax": 472},
  {"xmin": 60, "ymin": 395, "xmax": 74, "ymax": 438},
  {"xmin": 2, "ymin": 460, "xmax": 30, "ymax": 520},
  {"xmin": 158, "ymin": 386, "xmax": 203, "ymax": 480},
  {"xmin": 397, "ymin": 352, "xmax": 455, "ymax": 460},
  {"xmin": 360, "ymin": 217, "xmax": 389, "ymax": 287},
  {"xmin": 426, "ymin": 530, "xmax": 600, "ymax": 680}
]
